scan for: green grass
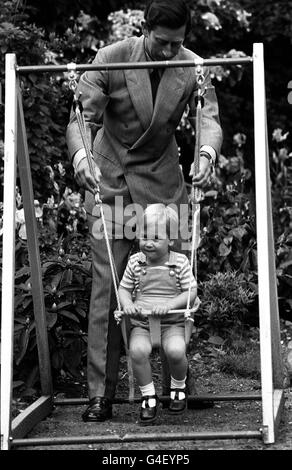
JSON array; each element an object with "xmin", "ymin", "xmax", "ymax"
[{"xmin": 217, "ymin": 348, "xmax": 261, "ymax": 380}]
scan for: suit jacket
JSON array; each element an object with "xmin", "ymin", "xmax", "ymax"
[{"xmin": 66, "ymin": 35, "xmax": 223, "ymax": 219}]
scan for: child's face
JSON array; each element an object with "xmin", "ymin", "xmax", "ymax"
[{"xmin": 139, "ymin": 218, "xmax": 173, "ymax": 263}]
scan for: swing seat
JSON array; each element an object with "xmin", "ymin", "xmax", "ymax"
[
  {"xmin": 116, "ymin": 296, "xmax": 200, "ymax": 349},
  {"xmin": 147, "ymin": 313, "xmax": 194, "ymax": 348},
  {"xmin": 148, "ymin": 297, "xmax": 200, "ymax": 348},
  {"xmin": 115, "ymin": 301, "xmax": 200, "ymax": 401}
]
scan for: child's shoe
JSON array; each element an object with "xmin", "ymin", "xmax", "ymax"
[
  {"xmin": 139, "ymin": 395, "xmax": 159, "ymax": 424},
  {"xmin": 169, "ymin": 388, "xmax": 187, "ymax": 414}
]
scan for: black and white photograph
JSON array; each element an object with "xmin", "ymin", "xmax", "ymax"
[{"xmin": 1, "ymin": 0, "xmax": 292, "ymax": 455}]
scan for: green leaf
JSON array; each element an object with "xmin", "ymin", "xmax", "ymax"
[
  {"xmin": 15, "ymin": 267, "xmax": 31, "ymax": 279},
  {"xmin": 14, "ymin": 323, "xmax": 26, "ymax": 332},
  {"xmin": 46, "ymin": 310, "xmax": 58, "ymax": 328},
  {"xmin": 42, "ymin": 262, "xmax": 64, "ymax": 276},
  {"xmin": 225, "ymin": 207, "xmax": 240, "ymax": 216},
  {"xmin": 218, "ymin": 242, "xmax": 232, "ymax": 257},
  {"xmin": 13, "ymin": 380, "xmax": 25, "ymax": 389},
  {"xmin": 50, "ymin": 271, "xmax": 63, "ymax": 289},
  {"xmin": 279, "ymin": 259, "xmax": 292, "ymax": 271},
  {"xmin": 281, "ymin": 274, "xmax": 292, "ymax": 287},
  {"xmin": 28, "ymin": 73, "xmax": 37, "ymax": 83},
  {"xmin": 62, "ymin": 268, "xmax": 73, "ymax": 285},
  {"xmin": 75, "ymin": 307, "xmax": 87, "ymax": 318},
  {"xmin": 56, "ymin": 301, "xmax": 73, "ymax": 310},
  {"xmin": 230, "ymin": 226, "xmax": 247, "ymax": 240},
  {"xmin": 21, "ymin": 297, "xmax": 34, "ymax": 310},
  {"xmin": 204, "ymin": 190, "xmax": 218, "ymax": 198},
  {"xmin": 223, "ymin": 236, "xmax": 233, "ymax": 245},
  {"xmin": 51, "ymin": 350, "xmax": 64, "ymax": 370},
  {"xmin": 59, "ymin": 310, "xmax": 80, "ymax": 323},
  {"xmin": 15, "ymin": 328, "xmax": 30, "ymax": 365},
  {"xmin": 74, "ymin": 263, "xmax": 92, "ymax": 274},
  {"xmin": 61, "ymin": 286, "xmax": 86, "ymax": 293}
]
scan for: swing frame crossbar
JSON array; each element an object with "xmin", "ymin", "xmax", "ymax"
[{"xmin": 1, "ymin": 44, "xmax": 285, "ymax": 450}]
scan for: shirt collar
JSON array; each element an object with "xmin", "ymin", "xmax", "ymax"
[
  {"xmin": 143, "ymin": 37, "xmax": 164, "ymax": 77},
  {"xmin": 143, "ymin": 37, "xmax": 154, "ymax": 63}
]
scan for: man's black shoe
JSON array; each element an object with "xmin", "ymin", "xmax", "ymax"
[
  {"xmin": 82, "ymin": 397, "xmax": 112, "ymax": 422},
  {"xmin": 139, "ymin": 395, "xmax": 159, "ymax": 425}
]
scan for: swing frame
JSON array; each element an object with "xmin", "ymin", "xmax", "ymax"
[{"xmin": 0, "ymin": 43, "xmax": 285, "ymax": 450}]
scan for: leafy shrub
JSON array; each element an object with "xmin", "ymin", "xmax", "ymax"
[
  {"xmin": 195, "ymin": 134, "xmax": 257, "ymax": 280},
  {"xmin": 0, "ymin": 1, "xmax": 89, "ymax": 203},
  {"xmin": 195, "ymin": 129, "xmax": 292, "ymax": 324},
  {"xmin": 12, "ymin": 245, "xmax": 92, "ymax": 393},
  {"xmin": 197, "ymin": 271, "xmax": 256, "ymax": 337},
  {"xmin": 276, "ymin": 226, "xmax": 292, "ymax": 322},
  {"xmin": 0, "ymin": 185, "xmax": 92, "ymax": 396}
]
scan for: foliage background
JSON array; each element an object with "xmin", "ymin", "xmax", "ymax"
[{"xmin": 0, "ymin": 0, "xmax": 292, "ymax": 394}]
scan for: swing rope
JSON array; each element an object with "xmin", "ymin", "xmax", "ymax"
[
  {"xmin": 67, "ymin": 62, "xmax": 204, "ymax": 400},
  {"xmin": 185, "ymin": 63, "xmax": 204, "ymax": 335}
]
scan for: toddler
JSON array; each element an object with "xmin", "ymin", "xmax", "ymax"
[{"xmin": 118, "ymin": 204, "xmax": 198, "ymax": 424}]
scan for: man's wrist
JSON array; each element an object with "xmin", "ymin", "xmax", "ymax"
[
  {"xmin": 200, "ymin": 145, "xmax": 216, "ymax": 166},
  {"xmin": 73, "ymin": 148, "xmax": 94, "ymax": 172},
  {"xmin": 200, "ymin": 151, "xmax": 212, "ymax": 161},
  {"xmin": 200, "ymin": 151, "xmax": 215, "ymax": 170},
  {"xmin": 73, "ymin": 149, "xmax": 86, "ymax": 171}
]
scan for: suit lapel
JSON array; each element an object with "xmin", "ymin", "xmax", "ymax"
[
  {"xmin": 124, "ymin": 36, "xmax": 153, "ymax": 132},
  {"xmin": 125, "ymin": 38, "xmax": 189, "ymax": 149},
  {"xmin": 152, "ymin": 65, "xmax": 186, "ymax": 122}
]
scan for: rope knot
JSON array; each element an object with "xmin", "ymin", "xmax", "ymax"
[{"xmin": 184, "ymin": 310, "xmax": 194, "ymax": 322}]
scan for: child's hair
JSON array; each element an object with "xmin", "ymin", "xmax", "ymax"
[{"xmin": 141, "ymin": 203, "xmax": 179, "ymax": 240}]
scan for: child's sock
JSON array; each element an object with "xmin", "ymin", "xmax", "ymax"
[
  {"xmin": 139, "ymin": 382, "xmax": 156, "ymax": 408},
  {"xmin": 170, "ymin": 376, "xmax": 186, "ymax": 400}
]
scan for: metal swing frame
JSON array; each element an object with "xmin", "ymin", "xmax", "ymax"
[{"xmin": 0, "ymin": 43, "xmax": 285, "ymax": 450}]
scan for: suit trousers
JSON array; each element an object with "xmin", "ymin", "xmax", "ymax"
[{"xmin": 86, "ymin": 213, "xmax": 133, "ymax": 400}]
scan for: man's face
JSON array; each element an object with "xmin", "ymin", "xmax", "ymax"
[{"xmin": 144, "ymin": 24, "xmax": 186, "ymax": 61}]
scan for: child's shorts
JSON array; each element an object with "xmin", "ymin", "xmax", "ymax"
[{"xmin": 129, "ymin": 324, "xmax": 185, "ymax": 350}]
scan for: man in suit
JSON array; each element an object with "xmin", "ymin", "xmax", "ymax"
[{"xmin": 66, "ymin": 0, "xmax": 222, "ymax": 422}]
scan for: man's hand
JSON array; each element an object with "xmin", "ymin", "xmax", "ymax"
[
  {"xmin": 190, "ymin": 154, "xmax": 213, "ymax": 188},
  {"xmin": 74, "ymin": 157, "xmax": 102, "ymax": 194}
]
